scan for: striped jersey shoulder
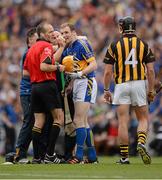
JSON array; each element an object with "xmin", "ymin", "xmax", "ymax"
[
  {"xmin": 77, "ymin": 39, "xmax": 94, "ymax": 60},
  {"xmin": 77, "ymin": 39, "xmax": 92, "ymax": 52},
  {"xmin": 109, "ymin": 38, "xmax": 120, "ymax": 51},
  {"xmin": 103, "ymin": 38, "xmax": 120, "ymax": 64},
  {"xmin": 106, "ymin": 35, "xmax": 153, "ymax": 84}
]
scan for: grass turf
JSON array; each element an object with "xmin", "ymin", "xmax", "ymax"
[{"xmin": 0, "ymin": 156, "xmax": 162, "ymax": 179}]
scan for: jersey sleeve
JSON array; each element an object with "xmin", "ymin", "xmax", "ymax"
[
  {"xmin": 60, "ymin": 50, "xmax": 68, "ymax": 64},
  {"xmin": 40, "ymin": 44, "xmax": 54, "ymax": 64},
  {"xmin": 144, "ymin": 48, "xmax": 155, "ymax": 64},
  {"xmin": 79, "ymin": 40, "xmax": 95, "ymax": 63},
  {"xmin": 103, "ymin": 43, "xmax": 115, "ymax": 65},
  {"xmin": 23, "ymin": 54, "xmax": 28, "ymax": 70},
  {"xmin": 142, "ymin": 40, "xmax": 155, "ymax": 63},
  {"xmin": 20, "ymin": 50, "xmax": 28, "ymax": 70}
]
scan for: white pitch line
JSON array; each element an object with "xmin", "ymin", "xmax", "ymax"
[{"xmin": 0, "ymin": 173, "xmax": 108, "ymax": 179}]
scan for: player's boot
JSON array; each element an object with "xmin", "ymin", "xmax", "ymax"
[
  {"xmin": 31, "ymin": 158, "xmax": 43, "ymax": 164},
  {"xmin": 137, "ymin": 143, "xmax": 151, "ymax": 164},
  {"xmin": 84, "ymin": 158, "xmax": 99, "ymax": 164},
  {"xmin": 44, "ymin": 153, "xmax": 65, "ymax": 164},
  {"xmin": 116, "ymin": 158, "xmax": 130, "ymax": 164},
  {"xmin": 5, "ymin": 152, "xmax": 16, "ymax": 164},
  {"xmin": 17, "ymin": 158, "xmax": 30, "ymax": 164},
  {"xmin": 67, "ymin": 156, "xmax": 84, "ymax": 164}
]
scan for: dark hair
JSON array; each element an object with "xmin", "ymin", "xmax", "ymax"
[
  {"xmin": 60, "ymin": 23, "xmax": 76, "ymax": 31},
  {"xmin": 36, "ymin": 21, "xmax": 48, "ymax": 38},
  {"xmin": 26, "ymin": 27, "xmax": 37, "ymax": 45}
]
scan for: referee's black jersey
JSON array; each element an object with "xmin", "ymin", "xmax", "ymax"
[{"xmin": 103, "ymin": 34, "xmax": 155, "ymax": 84}]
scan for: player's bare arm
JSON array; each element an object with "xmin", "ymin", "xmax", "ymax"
[
  {"xmin": 82, "ymin": 59, "xmax": 97, "ymax": 75},
  {"xmin": 40, "ymin": 61, "xmax": 65, "ymax": 72},
  {"xmin": 146, "ymin": 62, "xmax": 156, "ymax": 102},
  {"xmin": 103, "ymin": 64, "xmax": 113, "ymax": 103}
]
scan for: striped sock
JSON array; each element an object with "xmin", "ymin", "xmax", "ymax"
[
  {"xmin": 120, "ymin": 144, "xmax": 129, "ymax": 159},
  {"xmin": 32, "ymin": 126, "xmax": 42, "ymax": 159},
  {"xmin": 137, "ymin": 131, "xmax": 146, "ymax": 145},
  {"xmin": 46, "ymin": 123, "xmax": 61, "ymax": 156}
]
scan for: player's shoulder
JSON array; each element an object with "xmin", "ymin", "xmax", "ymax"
[
  {"xmin": 22, "ymin": 48, "xmax": 28, "ymax": 57},
  {"xmin": 137, "ymin": 36, "xmax": 148, "ymax": 47},
  {"xmin": 37, "ymin": 40, "xmax": 51, "ymax": 47},
  {"xmin": 35, "ymin": 40, "xmax": 53, "ymax": 54},
  {"xmin": 108, "ymin": 37, "xmax": 120, "ymax": 50},
  {"xmin": 76, "ymin": 39, "xmax": 93, "ymax": 53},
  {"xmin": 76, "ymin": 38, "xmax": 90, "ymax": 47}
]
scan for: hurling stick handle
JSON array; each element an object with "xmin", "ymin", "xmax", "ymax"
[
  {"xmin": 61, "ymin": 72, "xmax": 72, "ymax": 124},
  {"xmin": 60, "ymin": 72, "xmax": 65, "ymax": 92},
  {"xmin": 148, "ymin": 82, "xmax": 162, "ymax": 105}
]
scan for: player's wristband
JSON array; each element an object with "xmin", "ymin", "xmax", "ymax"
[
  {"xmin": 104, "ymin": 88, "xmax": 110, "ymax": 92},
  {"xmin": 148, "ymin": 91, "xmax": 155, "ymax": 95},
  {"xmin": 56, "ymin": 64, "xmax": 60, "ymax": 71}
]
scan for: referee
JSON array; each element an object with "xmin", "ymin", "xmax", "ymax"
[{"xmin": 24, "ymin": 22, "xmax": 65, "ymax": 164}]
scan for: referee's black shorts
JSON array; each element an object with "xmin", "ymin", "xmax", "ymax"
[{"xmin": 31, "ymin": 80, "xmax": 62, "ymax": 113}]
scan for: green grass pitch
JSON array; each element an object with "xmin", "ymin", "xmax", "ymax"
[{"xmin": 0, "ymin": 156, "xmax": 162, "ymax": 179}]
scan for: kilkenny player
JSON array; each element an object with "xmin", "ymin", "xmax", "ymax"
[{"xmin": 103, "ymin": 16, "xmax": 156, "ymax": 164}]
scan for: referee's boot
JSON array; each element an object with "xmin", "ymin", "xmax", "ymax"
[
  {"xmin": 44, "ymin": 153, "xmax": 65, "ymax": 164},
  {"xmin": 32, "ymin": 158, "xmax": 43, "ymax": 164},
  {"xmin": 137, "ymin": 143, "xmax": 151, "ymax": 164}
]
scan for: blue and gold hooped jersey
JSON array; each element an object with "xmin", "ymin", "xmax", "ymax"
[{"xmin": 62, "ymin": 39, "xmax": 96, "ymax": 78}]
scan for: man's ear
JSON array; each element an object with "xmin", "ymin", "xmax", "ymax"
[
  {"xmin": 118, "ymin": 25, "xmax": 123, "ymax": 34},
  {"xmin": 40, "ymin": 32, "xmax": 45, "ymax": 38},
  {"xmin": 72, "ymin": 31, "xmax": 77, "ymax": 36}
]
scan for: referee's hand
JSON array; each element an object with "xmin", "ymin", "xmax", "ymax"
[
  {"xmin": 58, "ymin": 64, "xmax": 65, "ymax": 72},
  {"xmin": 104, "ymin": 90, "xmax": 112, "ymax": 104}
]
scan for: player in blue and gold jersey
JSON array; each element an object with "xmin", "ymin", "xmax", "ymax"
[
  {"xmin": 60, "ymin": 23, "xmax": 98, "ymax": 164},
  {"xmin": 14, "ymin": 28, "xmax": 38, "ymax": 164}
]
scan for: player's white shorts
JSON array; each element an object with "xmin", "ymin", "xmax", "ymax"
[
  {"xmin": 113, "ymin": 80, "xmax": 147, "ymax": 106},
  {"xmin": 73, "ymin": 77, "xmax": 97, "ymax": 104}
]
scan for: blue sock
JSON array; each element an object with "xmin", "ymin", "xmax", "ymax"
[
  {"xmin": 86, "ymin": 128, "xmax": 97, "ymax": 161},
  {"xmin": 75, "ymin": 127, "xmax": 87, "ymax": 160}
]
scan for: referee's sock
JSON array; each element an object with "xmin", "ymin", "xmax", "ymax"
[
  {"xmin": 75, "ymin": 127, "xmax": 87, "ymax": 160},
  {"xmin": 85, "ymin": 128, "xmax": 97, "ymax": 161},
  {"xmin": 46, "ymin": 123, "xmax": 61, "ymax": 156},
  {"xmin": 32, "ymin": 127, "xmax": 42, "ymax": 159}
]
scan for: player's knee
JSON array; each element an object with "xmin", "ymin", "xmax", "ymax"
[{"xmin": 73, "ymin": 118, "xmax": 85, "ymax": 128}]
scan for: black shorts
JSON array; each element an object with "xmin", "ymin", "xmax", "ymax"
[{"xmin": 31, "ymin": 80, "xmax": 62, "ymax": 113}]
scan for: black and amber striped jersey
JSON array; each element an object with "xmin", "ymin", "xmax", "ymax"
[{"xmin": 103, "ymin": 34, "xmax": 155, "ymax": 84}]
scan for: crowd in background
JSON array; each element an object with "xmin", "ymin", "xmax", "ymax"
[{"xmin": 0, "ymin": 0, "xmax": 162, "ymax": 156}]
